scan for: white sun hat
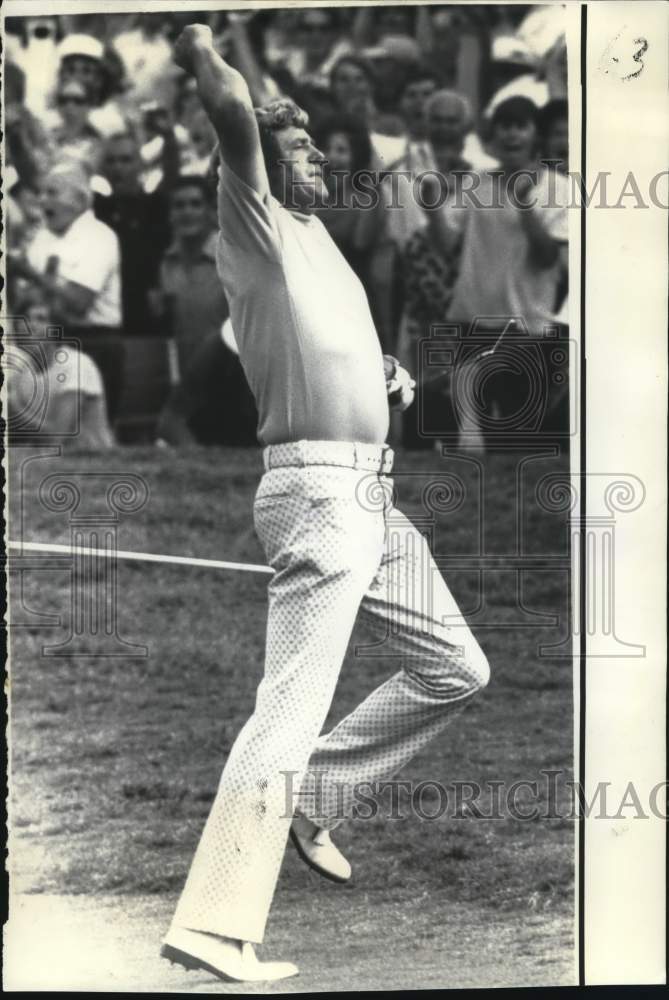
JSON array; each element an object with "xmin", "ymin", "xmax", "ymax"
[{"xmin": 58, "ymin": 34, "xmax": 104, "ymax": 62}]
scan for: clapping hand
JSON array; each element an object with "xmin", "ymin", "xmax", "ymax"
[{"xmin": 508, "ymin": 171, "xmax": 536, "ymax": 209}]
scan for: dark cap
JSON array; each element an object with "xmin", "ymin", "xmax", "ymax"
[{"xmin": 491, "ymin": 96, "xmax": 539, "ymax": 129}]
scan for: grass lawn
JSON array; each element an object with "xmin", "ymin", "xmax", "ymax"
[{"xmin": 7, "ymin": 442, "xmax": 575, "ymax": 984}]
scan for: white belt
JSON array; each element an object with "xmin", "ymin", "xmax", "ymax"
[{"xmin": 263, "ymin": 440, "xmax": 394, "ymax": 474}]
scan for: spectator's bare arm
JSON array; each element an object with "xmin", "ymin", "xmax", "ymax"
[
  {"xmin": 5, "ymin": 99, "xmax": 52, "ymax": 190},
  {"xmin": 544, "ymin": 36, "xmax": 568, "ymax": 100},
  {"xmin": 83, "ymin": 396, "xmax": 115, "ymax": 449},
  {"xmin": 226, "ymin": 11, "xmax": 273, "ymax": 107},
  {"xmin": 415, "ymin": 6, "xmax": 435, "ymax": 55},
  {"xmin": 5, "ymin": 115, "xmax": 40, "ymax": 189},
  {"xmin": 107, "ymin": 12, "xmax": 141, "ymax": 39},
  {"xmin": 512, "ymin": 176, "xmax": 561, "ymax": 269},
  {"xmin": 148, "ymin": 261, "xmax": 175, "ymax": 329},
  {"xmin": 421, "ymin": 174, "xmax": 462, "ymax": 257},
  {"xmin": 559, "ymin": 244, "xmax": 569, "ymax": 272},
  {"xmin": 55, "ymin": 281, "xmax": 96, "ymax": 319},
  {"xmin": 173, "ymin": 23, "xmax": 267, "ymax": 195},
  {"xmin": 351, "ymin": 7, "xmax": 376, "ymax": 50},
  {"xmin": 148, "ymin": 107, "xmax": 181, "ymax": 190},
  {"xmin": 353, "ymin": 174, "xmax": 387, "ymax": 253},
  {"xmin": 12, "ymin": 254, "xmax": 95, "ymax": 320},
  {"xmin": 518, "ymin": 209, "xmax": 561, "ymax": 269}
]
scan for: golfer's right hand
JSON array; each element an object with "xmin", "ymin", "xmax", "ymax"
[{"xmin": 173, "ymin": 24, "xmax": 214, "ymax": 72}]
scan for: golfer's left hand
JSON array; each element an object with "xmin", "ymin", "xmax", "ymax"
[{"xmin": 385, "ymin": 358, "xmax": 416, "ymax": 412}]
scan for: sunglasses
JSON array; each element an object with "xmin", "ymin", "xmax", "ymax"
[{"xmin": 58, "ymin": 95, "xmax": 88, "ymax": 106}]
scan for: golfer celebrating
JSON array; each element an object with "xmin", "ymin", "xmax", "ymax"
[{"xmin": 162, "ymin": 24, "xmax": 490, "ymax": 984}]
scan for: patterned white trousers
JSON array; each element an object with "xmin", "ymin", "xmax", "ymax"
[{"xmin": 169, "ymin": 441, "xmax": 489, "ymax": 944}]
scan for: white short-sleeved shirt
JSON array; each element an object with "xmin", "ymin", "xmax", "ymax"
[
  {"xmin": 46, "ymin": 345, "xmax": 105, "ymax": 397},
  {"xmin": 7, "ymin": 343, "xmax": 104, "ymax": 435},
  {"xmin": 27, "ymin": 210, "xmax": 122, "ymax": 328},
  {"xmin": 446, "ymin": 167, "xmax": 570, "ymax": 332},
  {"xmin": 215, "ymin": 160, "xmax": 388, "ymax": 446},
  {"xmin": 380, "ymin": 138, "xmax": 500, "ymax": 251}
]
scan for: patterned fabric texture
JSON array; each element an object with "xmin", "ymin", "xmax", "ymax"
[
  {"xmin": 403, "ymin": 225, "xmax": 463, "ymax": 328},
  {"xmin": 169, "ymin": 445, "xmax": 489, "ymax": 944}
]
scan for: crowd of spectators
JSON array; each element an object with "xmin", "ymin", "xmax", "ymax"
[{"xmin": 4, "ymin": 5, "xmax": 570, "ymax": 452}]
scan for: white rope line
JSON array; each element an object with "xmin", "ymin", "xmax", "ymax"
[{"xmin": 7, "ymin": 540, "xmax": 274, "ymax": 576}]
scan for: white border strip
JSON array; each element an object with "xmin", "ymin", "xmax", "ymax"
[{"xmin": 584, "ymin": 1, "xmax": 667, "ymax": 985}]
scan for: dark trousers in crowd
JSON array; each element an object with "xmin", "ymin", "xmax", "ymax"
[
  {"xmin": 402, "ymin": 323, "xmax": 571, "ymax": 449},
  {"xmin": 400, "ymin": 329, "xmax": 459, "ymax": 450},
  {"xmin": 478, "ymin": 327, "xmax": 571, "ymax": 442},
  {"xmin": 159, "ymin": 331, "xmax": 259, "ymax": 447},
  {"xmin": 68, "ymin": 325, "xmax": 125, "ymax": 424}
]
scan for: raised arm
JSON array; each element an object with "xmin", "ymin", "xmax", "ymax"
[
  {"xmin": 173, "ymin": 23, "xmax": 268, "ymax": 195},
  {"xmin": 226, "ymin": 11, "xmax": 275, "ymax": 107},
  {"xmin": 351, "ymin": 7, "xmax": 377, "ymax": 49},
  {"xmin": 420, "ymin": 173, "xmax": 463, "ymax": 257},
  {"xmin": 510, "ymin": 175, "xmax": 561, "ymax": 270}
]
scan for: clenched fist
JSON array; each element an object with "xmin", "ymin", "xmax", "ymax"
[
  {"xmin": 384, "ymin": 355, "xmax": 416, "ymax": 412},
  {"xmin": 173, "ymin": 23, "xmax": 214, "ymax": 73}
]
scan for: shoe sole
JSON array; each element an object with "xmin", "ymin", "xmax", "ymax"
[
  {"xmin": 160, "ymin": 943, "xmax": 298, "ymax": 984},
  {"xmin": 161, "ymin": 943, "xmax": 238, "ymax": 982},
  {"xmin": 289, "ymin": 827, "xmax": 350, "ymax": 884}
]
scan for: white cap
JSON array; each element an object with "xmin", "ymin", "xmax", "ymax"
[
  {"xmin": 485, "ymin": 75, "xmax": 550, "ymax": 118},
  {"xmin": 491, "ymin": 35, "xmax": 538, "ymax": 68},
  {"xmin": 58, "ymin": 34, "xmax": 104, "ymax": 62}
]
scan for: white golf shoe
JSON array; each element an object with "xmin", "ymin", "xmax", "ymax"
[
  {"xmin": 161, "ymin": 927, "xmax": 299, "ymax": 983},
  {"xmin": 290, "ymin": 812, "xmax": 352, "ymax": 883}
]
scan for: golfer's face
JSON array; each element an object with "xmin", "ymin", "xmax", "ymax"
[{"xmin": 276, "ymin": 127, "xmax": 328, "ymax": 209}]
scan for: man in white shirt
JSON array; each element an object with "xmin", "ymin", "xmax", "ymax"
[
  {"xmin": 8, "ymin": 340, "xmax": 114, "ymax": 448},
  {"xmin": 438, "ymin": 96, "xmax": 569, "ymax": 333},
  {"xmin": 160, "ymin": 25, "xmax": 489, "ymax": 985},
  {"xmin": 424, "ymin": 96, "xmax": 569, "ymax": 446},
  {"xmin": 19, "ymin": 162, "xmax": 124, "ymax": 421},
  {"xmin": 273, "ymin": 7, "xmax": 353, "ymax": 90},
  {"xmin": 6, "ymin": 295, "xmax": 114, "ymax": 449}
]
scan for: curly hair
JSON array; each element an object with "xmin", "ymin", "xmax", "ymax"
[
  {"xmin": 255, "ymin": 98, "xmax": 309, "ymax": 133},
  {"xmin": 254, "ymin": 99, "xmax": 310, "ymax": 197}
]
